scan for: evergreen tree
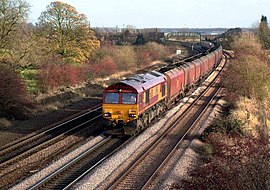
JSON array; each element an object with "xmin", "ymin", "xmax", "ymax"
[{"xmin": 258, "ymin": 15, "xmax": 270, "ymax": 49}]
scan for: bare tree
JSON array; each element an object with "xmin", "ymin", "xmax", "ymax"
[{"xmin": 0, "ymin": 0, "xmax": 29, "ymax": 49}]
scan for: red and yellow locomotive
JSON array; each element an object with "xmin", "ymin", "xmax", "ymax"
[
  {"xmin": 103, "ymin": 71, "xmax": 167, "ymax": 135},
  {"xmin": 102, "ymin": 44, "xmax": 222, "ymax": 135}
]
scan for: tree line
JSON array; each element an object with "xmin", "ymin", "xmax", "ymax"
[
  {"xmin": 0, "ymin": 0, "xmax": 100, "ymax": 67},
  {"xmin": 0, "ymin": 0, "xmax": 100, "ymax": 119},
  {"xmin": 0, "ymin": 0, "xmax": 174, "ymax": 120}
]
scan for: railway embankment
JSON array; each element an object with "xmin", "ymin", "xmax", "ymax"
[{"xmin": 171, "ymin": 35, "xmax": 270, "ymax": 190}]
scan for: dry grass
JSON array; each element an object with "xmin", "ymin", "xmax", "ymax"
[
  {"xmin": 174, "ymin": 34, "xmax": 270, "ymax": 190},
  {"xmin": 0, "ymin": 118, "xmax": 12, "ymax": 128},
  {"xmin": 231, "ymin": 97, "xmax": 261, "ymax": 137}
]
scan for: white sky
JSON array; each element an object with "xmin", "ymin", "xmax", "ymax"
[{"xmin": 27, "ymin": 0, "xmax": 270, "ymax": 28}]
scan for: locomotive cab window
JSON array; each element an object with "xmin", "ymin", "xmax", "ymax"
[
  {"xmin": 146, "ymin": 90, "xmax": 150, "ymax": 104},
  {"xmin": 122, "ymin": 93, "xmax": 137, "ymax": 104},
  {"xmin": 104, "ymin": 93, "xmax": 119, "ymax": 104},
  {"xmin": 162, "ymin": 84, "xmax": 166, "ymax": 97},
  {"xmin": 139, "ymin": 94, "xmax": 143, "ymax": 104}
]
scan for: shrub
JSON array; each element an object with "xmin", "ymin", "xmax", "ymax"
[
  {"xmin": 89, "ymin": 56, "xmax": 118, "ymax": 77},
  {"xmin": 223, "ymin": 35, "xmax": 270, "ymax": 102},
  {"xmin": 38, "ymin": 59, "xmax": 86, "ymax": 92},
  {"xmin": 113, "ymin": 46, "xmax": 137, "ymax": 70},
  {"xmin": 134, "ymin": 46, "xmax": 152, "ymax": 67},
  {"xmin": 178, "ymin": 134, "xmax": 270, "ymax": 190},
  {"xmin": 145, "ymin": 42, "xmax": 169, "ymax": 60},
  {"xmin": 201, "ymin": 115, "xmax": 244, "ymax": 140},
  {"xmin": 0, "ymin": 64, "xmax": 31, "ymax": 119},
  {"xmin": 90, "ymin": 44, "xmax": 116, "ymax": 64}
]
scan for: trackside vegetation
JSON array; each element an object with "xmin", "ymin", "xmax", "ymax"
[
  {"xmin": 172, "ymin": 33, "xmax": 270, "ymax": 189},
  {"xmin": 0, "ymin": 0, "xmax": 174, "ymax": 121}
]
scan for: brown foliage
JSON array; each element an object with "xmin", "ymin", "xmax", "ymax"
[
  {"xmin": 87, "ymin": 43, "xmax": 170, "ymax": 78},
  {"xmin": 0, "ymin": 64, "xmax": 31, "ymax": 119},
  {"xmin": 38, "ymin": 57, "xmax": 86, "ymax": 91},
  {"xmin": 146, "ymin": 42, "xmax": 169, "ymax": 60},
  {"xmin": 89, "ymin": 56, "xmax": 118, "ymax": 77},
  {"xmin": 178, "ymin": 132, "xmax": 270, "ymax": 190},
  {"xmin": 113, "ymin": 46, "xmax": 137, "ymax": 70},
  {"xmin": 223, "ymin": 35, "xmax": 270, "ymax": 102},
  {"xmin": 134, "ymin": 46, "xmax": 152, "ymax": 67}
]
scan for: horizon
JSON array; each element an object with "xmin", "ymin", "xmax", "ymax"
[{"xmin": 26, "ymin": 0, "xmax": 269, "ymax": 29}]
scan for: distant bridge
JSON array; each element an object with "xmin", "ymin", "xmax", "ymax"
[{"xmin": 166, "ymin": 32, "xmax": 201, "ymax": 42}]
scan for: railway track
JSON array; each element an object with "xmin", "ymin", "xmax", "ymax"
[
  {"xmin": 0, "ymin": 107, "xmax": 102, "ymax": 166},
  {"xmin": 106, "ymin": 52, "xmax": 227, "ymax": 190},
  {"xmin": 28, "ymin": 136, "xmax": 132, "ymax": 190},
  {"xmin": 0, "ymin": 44, "xmax": 219, "ymax": 189},
  {"xmin": 0, "ymin": 107, "xmax": 103, "ymax": 189}
]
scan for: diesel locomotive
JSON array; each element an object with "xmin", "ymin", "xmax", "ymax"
[{"xmin": 102, "ymin": 44, "xmax": 222, "ymax": 135}]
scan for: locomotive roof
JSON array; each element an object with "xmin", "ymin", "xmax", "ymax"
[
  {"xmin": 105, "ymin": 71, "xmax": 165, "ymax": 93},
  {"xmin": 121, "ymin": 71, "xmax": 166, "ymax": 93}
]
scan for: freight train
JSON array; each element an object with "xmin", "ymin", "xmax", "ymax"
[{"xmin": 102, "ymin": 43, "xmax": 222, "ymax": 135}]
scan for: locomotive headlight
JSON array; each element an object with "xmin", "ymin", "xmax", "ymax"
[
  {"xmin": 129, "ymin": 109, "xmax": 137, "ymax": 118},
  {"xmin": 104, "ymin": 112, "xmax": 112, "ymax": 117},
  {"xmin": 129, "ymin": 114, "xmax": 136, "ymax": 118}
]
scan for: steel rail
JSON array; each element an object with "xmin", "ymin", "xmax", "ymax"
[
  {"xmin": 28, "ymin": 136, "xmax": 112, "ymax": 190},
  {"xmin": 29, "ymin": 134, "xmax": 137, "ymax": 190},
  {"xmin": 0, "ymin": 106, "xmax": 101, "ymax": 154},
  {"xmin": 142, "ymin": 87, "xmax": 222, "ymax": 189},
  {"xmin": 142, "ymin": 51, "xmax": 229, "ymax": 189},
  {"xmin": 108, "ymin": 51, "xmax": 226, "ymax": 190},
  {"xmin": 0, "ymin": 111, "xmax": 102, "ymax": 167}
]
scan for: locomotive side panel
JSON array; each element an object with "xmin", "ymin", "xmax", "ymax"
[{"xmin": 138, "ymin": 82, "xmax": 167, "ymax": 115}]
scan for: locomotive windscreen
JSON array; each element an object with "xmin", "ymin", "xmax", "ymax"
[{"xmin": 104, "ymin": 93, "xmax": 119, "ymax": 104}]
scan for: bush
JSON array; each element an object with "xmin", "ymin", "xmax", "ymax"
[
  {"xmin": 38, "ymin": 57, "xmax": 86, "ymax": 92},
  {"xmin": 90, "ymin": 44, "xmax": 116, "ymax": 64},
  {"xmin": 87, "ymin": 43, "xmax": 171, "ymax": 77},
  {"xmin": 223, "ymin": 35, "xmax": 270, "ymax": 101},
  {"xmin": 201, "ymin": 115, "xmax": 244, "ymax": 140},
  {"xmin": 0, "ymin": 64, "xmax": 31, "ymax": 119},
  {"xmin": 178, "ymin": 134, "xmax": 270, "ymax": 190},
  {"xmin": 134, "ymin": 46, "xmax": 152, "ymax": 67},
  {"xmin": 89, "ymin": 56, "xmax": 118, "ymax": 77},
  {"xmin": 113, "ymin": 46, "xmax": 137, "ymax": 70},
  {"xmin": 145, "ymin": 42, "xmax": 169, "ymax": 60}
]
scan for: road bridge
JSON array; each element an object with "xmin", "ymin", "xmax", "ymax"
[{"xmin": 166, "ymin": 32, "xmax": 201, "ymax": 42}]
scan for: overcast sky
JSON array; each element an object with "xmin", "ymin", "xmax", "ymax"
[{"xmin": 27, "ymin": 0, "xmax": 270, "ymax": 28}]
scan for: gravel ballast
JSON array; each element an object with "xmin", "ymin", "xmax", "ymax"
[
  {"xmin": 73, "ymin": 86, "xmax": 209, "ymax": 189},
  {"xmin": 10, "ymin": 135, "xmax": 105, "ymax": 190},
  {"xmin": 10, "ymin": 57, "xmax": 225, "ymax": 190},
  {"xmin": 74, "ymin": 60, "xmax": 225, "ymax": 190}
]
